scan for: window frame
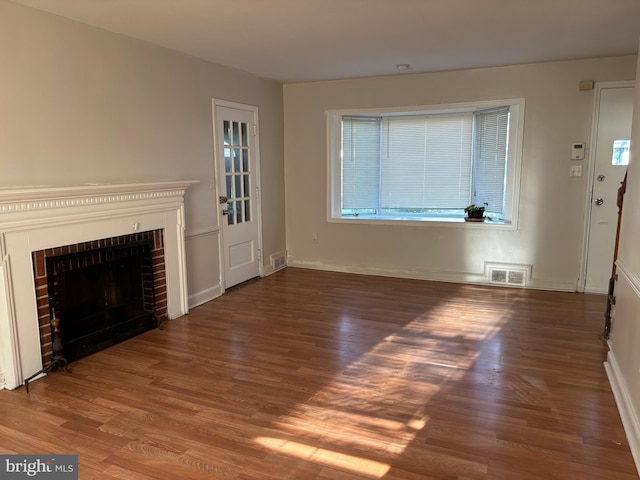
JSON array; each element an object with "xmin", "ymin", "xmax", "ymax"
[{"xmin": 326, "ymin": 98, "xmax": 525, "ymax": 229}]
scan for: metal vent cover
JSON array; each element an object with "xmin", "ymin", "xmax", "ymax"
[
  {"xmin": 485, "ymin": 262, "xmax": 532, "ymax": 287},
  {"xmin": 270, "ymin": 251, "xmax": 287, "ymax": 271}
]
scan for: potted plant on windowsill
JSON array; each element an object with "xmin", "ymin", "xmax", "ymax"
[{"xmin": 464, "ymin": 202, "xmax": 488, "ymax": 222}]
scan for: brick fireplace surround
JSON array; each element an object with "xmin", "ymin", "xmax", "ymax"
[
  {"xmin": 0, "ymin": 181, "xmax": 195, "ymax": 390},
  {"xmin": 33, "ymin": 230, "xmax": 168, "ymax": 367}
]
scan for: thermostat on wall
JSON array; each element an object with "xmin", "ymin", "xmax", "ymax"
[{"xmin": 571, "ymin": 142, "xmax": 586, "ymax": 160}]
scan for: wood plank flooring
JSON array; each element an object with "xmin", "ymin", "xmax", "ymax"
[{"xmin": 0, "ymin": 268, "xmax": 637, "ymax": 479}]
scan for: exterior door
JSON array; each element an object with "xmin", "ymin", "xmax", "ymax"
[
  {"xmin": 584, "ymin": 84, "xmax": 634, "ymax": 293},
  {"xmin": 214, "ymin": 102, "xmax": 261, "ymax": 289}
]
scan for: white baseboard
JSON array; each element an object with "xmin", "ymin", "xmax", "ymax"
[
  {"xmin": 287, "ymin": 260, "xmax": 576, "ymax": 292},
  {"xmin": 263, "ymin": 263, "xmax": 286, "ymax": 277},
  {"xmin": 288, "ymin": 259, "xmax": 487, "ymax": 284},
  {"xmin": 526, "ymin": 279, "xmax": 577, "ymax": 292},
  {"xmin": 605, "ymin": 349, "xmax": 640, "ymax": 476},
  {"xmin": 584, "ymin": 285, "xmax": 609, "ymax": 294},
  {"xmin": 188, "ymin": 284, "xmax": 222, "ymax": 310}
]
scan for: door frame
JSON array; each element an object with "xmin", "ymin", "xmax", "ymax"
[
  {"xmin": 212, "ymin": 98, "xmax": 264, "ymax": 293},
  {"xmin": 578, "ymin": 80, "xmax": 635, "ymax": 292}
]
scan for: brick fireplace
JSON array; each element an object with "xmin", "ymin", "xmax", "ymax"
[
  {"xmin": 32, "ymin": 230, "xmax": 168, "ymax": 367},
  {"xmin": 0, "ymin": 181, "xmax": 195, "ymax": 389}
]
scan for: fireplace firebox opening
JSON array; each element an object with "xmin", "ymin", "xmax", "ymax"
[{"xmin": 32, "ymin": 230, "xmax": 168, "ymax": 366}]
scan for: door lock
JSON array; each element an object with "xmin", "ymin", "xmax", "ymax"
[
  {"xmin": 219, "ymin": 195, "xmax": 228, "ymax": 204},
  {"xmin": 597, "ymin": 175, "xmax": 606, "ymax": 182},
  {"xmin": 221, "ymin": 209, "xmax": 229, "ymax": 215},
  {"xmin": 595, "ymin": 197, "xmax": 604, "ymax": 206}
]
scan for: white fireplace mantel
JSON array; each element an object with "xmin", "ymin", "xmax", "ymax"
[{"xmin": 0, "ymin": 181, "xmax": 197, "ymax": 389}]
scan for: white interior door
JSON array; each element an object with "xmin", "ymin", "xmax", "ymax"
[
  {"xmin": 215, "ymin": 103, "xmax": 261, "ymax": 289},
  {"xmin": 584, "ymin": 84, "xmax": 634, "ymax": 293}
]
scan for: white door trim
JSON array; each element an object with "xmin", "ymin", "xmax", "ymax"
[
  {"xmin": 578, "ymin": 80, "xmax": 635, "ymax": 292},
  {"xmin": 212, "ymin": 99, "xmax": 264, "ymax": 293}
]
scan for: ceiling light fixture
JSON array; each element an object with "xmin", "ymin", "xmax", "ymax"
[{"xmin": 396, "ymin": 64, "xmax": 411, "ymax": 71}]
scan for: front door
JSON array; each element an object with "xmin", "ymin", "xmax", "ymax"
[
  {"xmin": 584, "ymin": 84, "xmax": 634, "ymax": 293},
  {"xmin": 214, "ymin": 102, "xmax": 261, "ymax": 289}
]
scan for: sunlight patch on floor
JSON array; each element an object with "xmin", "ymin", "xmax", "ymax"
[
  {"xmin": 253, "ymin": 303, "xmax": 510, "ymax": 477},
  {"xmin": 254, "ymin": 437, "xmax": 391, "ymax": 478}
]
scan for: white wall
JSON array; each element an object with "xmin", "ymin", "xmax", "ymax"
[
  {"xmin": 0, "ymin": 2, "xmax": 286, "ymax": 306},
  {"xmin": 283, "ymin": 57, "xmax": 637, "ymax": 290},
  {"xmin": 605, "ymin": 41, "xmax": 640, "ymax": 473}
]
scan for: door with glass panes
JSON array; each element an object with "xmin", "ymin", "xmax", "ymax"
[
  {"xmin": 584, "ymin": 84, "xmax": 634, "ymax": 293},
  {"xmin": 215, "ymin": 103, "xmax": 261, "ymax": 289}
]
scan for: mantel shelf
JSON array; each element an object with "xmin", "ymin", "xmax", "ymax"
[{"xmin": 0, "ymin": 181, "xmax": 198, "ymax": 214}]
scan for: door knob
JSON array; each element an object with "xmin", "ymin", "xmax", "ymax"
[
  {"xmin": 595, "ymin": 198, "xmax": 604, "ymax": 206},
  {"xmin": 219, "ymin": 195, "xmax": 228, "ymax": 204}
]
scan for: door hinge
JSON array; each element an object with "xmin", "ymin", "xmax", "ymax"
[
  {"xmin": 255, "ymin": 186, "xmax": 260, "ymax": 198},
  {"xmin": 253, "ymin": 124, "xmax": 257, "ymax": 136},
  {"xmin": 257, "ymin": 249, "xmax": 262, "ymax": 260}
]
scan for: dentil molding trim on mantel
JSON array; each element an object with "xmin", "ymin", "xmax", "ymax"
[{"xmin": 0, "ymin": 181, "xmax": 197, "ymax": 213}]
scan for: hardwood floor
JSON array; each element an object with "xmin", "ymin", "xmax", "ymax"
[{"xmin": 0, "ymin": 268, "xmax": 637, "ymax": 479}]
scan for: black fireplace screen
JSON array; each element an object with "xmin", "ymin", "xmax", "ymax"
[{"xmin": 46, "ymin": 239, "xmax": 157, "ymax": 362}]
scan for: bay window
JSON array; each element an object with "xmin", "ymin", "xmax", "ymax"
[{"xmin": 328, "ymin": 99, "xmax": 524, "ymax": 225}]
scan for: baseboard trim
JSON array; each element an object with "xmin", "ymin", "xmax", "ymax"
[
  {"xmin": 287, "ymin": 260, "xmax": 576, "ymax": 292},
  {"xmin": 263, "ymin": 264, "xmax": 286, "ymax": 277},
  {"xmin": 605, "ymin": 348, "xmax": 640, "ymax": 476},
  {"xmin": 188, "ymin": 284, "xmax": 222, "ymax": 310},
  {"xmin": 289, "ymin": 259, "xmax": 487, "ymax": 284}
]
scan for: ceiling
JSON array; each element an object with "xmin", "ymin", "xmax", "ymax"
[{"xmin": 10, "ymin": 0, "xmax": 640, "ymax": 84}]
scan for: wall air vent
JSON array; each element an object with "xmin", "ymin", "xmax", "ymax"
[
  {"xmin": 270, "ymin": 251, "xmax": 287, "ymax": 272},
  {"xmin": 485, "ymin": 262, "xmax": 532, "ymax": 287}
]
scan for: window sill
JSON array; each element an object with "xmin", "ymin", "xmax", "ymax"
[{"xmin": 328, "ymin": 215, "xmax": 516, "ymax": 229}]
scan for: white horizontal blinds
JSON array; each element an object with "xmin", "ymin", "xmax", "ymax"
[
  {"xmin": 381, "ymin": 114, "xmax": 473, "ymax": 210},
  {"xmin": 342, "ymin": 116, "xmax": 381, "ymax": 211},
  {"xmin": 473, "ymin": 107, "xmax": 509, "ymax": 214}
]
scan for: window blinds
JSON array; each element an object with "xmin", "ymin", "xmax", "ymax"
[
  {"xmin": 341, "ymin": 108, "xmax": 508, "ymax": 215},
  {"xmin": 342, "ymin": 117, "xmax": 381, "ymax": 210},
  {"xmin": 473, "ymin": 108, "xmax": 509, "ymax": 214},
  {"xmin": 381, "ymin": 114, "xmax": 473, "ymax": 210}
]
